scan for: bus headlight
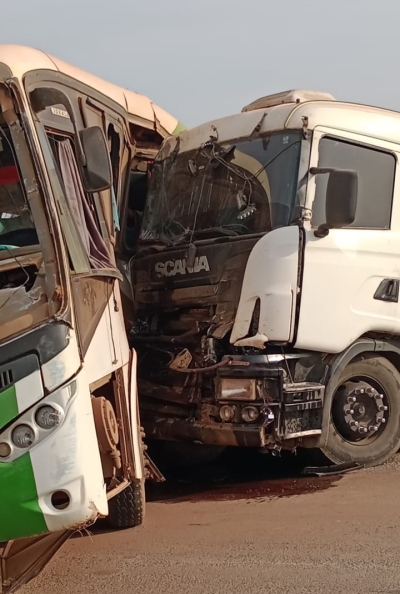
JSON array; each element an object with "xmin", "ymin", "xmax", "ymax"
[
  {"xmin": 35, "ymin": 405, "xmax": 59, "ymax": 429},
  {"xmin": 12, "ymin": 425, "xmax": 35, "ymax": 448}
]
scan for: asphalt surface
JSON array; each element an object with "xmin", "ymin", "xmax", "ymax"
[{"xmin": 21, "ymin": 453, "xmax": 400, "ymax": 594}]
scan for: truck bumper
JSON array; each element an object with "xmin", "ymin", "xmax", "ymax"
[
  {"xmin": 142, "ymin": 356, "xmax": 326, "ymax": 450},
  {"xmin": 143, "ymin": 418, "xmax": 267, "ymax": 447}
]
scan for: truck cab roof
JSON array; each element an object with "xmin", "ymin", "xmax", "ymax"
[{"xmin": 159, "ymin": 89, "xmax": 400, "ymax": 158}]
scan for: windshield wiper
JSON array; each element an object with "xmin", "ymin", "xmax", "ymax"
[
  {"xmin": 252, "ymin": 140, "xmax": 302, "ymax": 180},
  {"xmin": 193, "ymin": 226, "xmax": 239, "ymax": 238},
  {"xmin": 171, "ymin": 226, "xmax": 239, "ymax": 246},
  {"xmin": 138, "ymin": 236, "xmax": 174, "ymax": 247}
]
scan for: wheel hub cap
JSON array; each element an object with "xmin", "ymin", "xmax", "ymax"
[{"xmin": 333, "ymin": 380, "xmax": 389, "ymax": 442}]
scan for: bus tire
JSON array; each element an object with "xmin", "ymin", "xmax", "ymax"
[
  {"xmin": 108, "ymin": 479, "xmax": 145, "ymax": 529},
  {"xmin": 322, "ymin": 357, "xmax": 400, "ymax": 467}
]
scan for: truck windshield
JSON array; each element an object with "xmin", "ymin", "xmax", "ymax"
[{"xmin": 140, "ymin": 131, "xmax": 302, "ymax": 244}]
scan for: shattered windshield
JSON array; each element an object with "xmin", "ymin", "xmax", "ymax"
[
  {"xmin": 0, "ymin": 125, "xmax": 49, "ymax": 341},
  {"xmin": 140, "ymin": 131, "xmax": 302, "ymax": 244},
  {"xmin": 0, "ymin": 128, "xmax": 37, "ymax": 248}
]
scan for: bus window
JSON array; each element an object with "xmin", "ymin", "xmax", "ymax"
[{"xmin": 47, "ymin": 132, "xmax": 113, "ymax": 270}]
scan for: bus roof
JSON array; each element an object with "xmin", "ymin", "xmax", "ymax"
[{"xmin": 0, "ymin": 44, "xmax": 182, "ymax": 136}]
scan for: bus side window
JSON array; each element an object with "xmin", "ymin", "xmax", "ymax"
[{"xmin": 47, "ymin": 132, "xmax": 113, "ymax": 270}]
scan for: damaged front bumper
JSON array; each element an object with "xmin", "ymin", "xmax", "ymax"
[{"xmin": 142, "ymin": 356, "xmax": 326, "ymax": 450}]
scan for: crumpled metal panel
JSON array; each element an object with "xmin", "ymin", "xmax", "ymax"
[{"xmin": 1, "ymin": 531, "xmax": 71, "ymax": 594}]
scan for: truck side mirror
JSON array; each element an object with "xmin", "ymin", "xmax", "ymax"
[
  {"xmin": 311, "ymin": 167, "xmax": 358, "ymax": 237},
  {"xmin": 79, "ymin": 127, "xmax": 113, "ymax": 193}
]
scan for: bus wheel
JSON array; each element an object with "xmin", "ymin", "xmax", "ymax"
[
  {"xmin": 108, "ymin": 478, "xmax": 145, "ymax": 529},
  {"xmin": 108, "ymin": 428, "xmax": 146, "ymax": 529},
  {"xmin": 322, "ymin": 357, "xmax": 400, "ymax": 467}
]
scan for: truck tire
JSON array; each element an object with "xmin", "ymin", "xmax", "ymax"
[
  {"xmin": 322, "ymin": 357, "xmax": 400, "ymax": 467},
  {"xmin": 108, "ymin": 479, "xmax": 145, "ymax": 529}
]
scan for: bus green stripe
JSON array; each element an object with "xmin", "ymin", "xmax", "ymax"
[
  {"xmin": 0, "ymin": 384, "xmax": 18, "ymax": 430},
  {"xmin": 0, "ymin": 452, "xmax": 48, "ymax": 540}
]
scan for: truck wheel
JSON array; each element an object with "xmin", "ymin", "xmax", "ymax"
[
  {"xmin": 108, "ymin": 479, "xmax": 145, "ymax": 529},
  {"xmin": 322, "ymin": 357, "xmax": 400, "ymax": 467}
]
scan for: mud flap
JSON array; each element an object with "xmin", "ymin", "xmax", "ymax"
[
  {"xmin": 301, "ymin": 461, "xmax": 363, "ymax": 477},
  {"xmin": 144, "ymin": 451, "xmax": 165, "ymax": 483},
  {"xmin": 1, "ymin": 531, "xmax": 71, "ymax": 594}
]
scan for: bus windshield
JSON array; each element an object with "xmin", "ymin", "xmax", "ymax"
[
  {"xmin": 0, "ymin": 127, "xmax": 38, "ymax": 248},
  {"xmin": 0, "ymin": 124, "xmax": 47, "ymax": 341}
]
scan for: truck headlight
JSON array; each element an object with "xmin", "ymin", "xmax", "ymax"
[
  {"xmin": 219, "ymin": 405, "xmax": 236, "ymax": 422},
  {"xmin": 241, "ymin": 406, "xmax": 260, "ymax": 423},
  {"xmin": 218, "ymin": 377, "xmax": 256, "ymax": 401}
]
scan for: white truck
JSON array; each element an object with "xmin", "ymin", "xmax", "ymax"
[{"xmin": 131, "ymin": 89, "xmax": 400, "ymax": 469}]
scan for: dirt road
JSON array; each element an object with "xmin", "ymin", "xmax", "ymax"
[{"xmin": 21, "ymin": 456, "xmax": 400, "ymax": 594}]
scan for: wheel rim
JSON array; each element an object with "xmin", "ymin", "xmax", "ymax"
[{"xmin": 331, "ymin": 376, "xmax": 389, "ymax": 444}]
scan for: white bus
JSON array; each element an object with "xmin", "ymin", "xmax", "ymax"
[{"xmin": 0, "ymin": 44, "xmax": 182, "ymax": 594}]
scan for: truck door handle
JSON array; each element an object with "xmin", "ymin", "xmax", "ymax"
[{"xmin": 374, "ymin": 279, "xmax": 399, "ymax": 303}]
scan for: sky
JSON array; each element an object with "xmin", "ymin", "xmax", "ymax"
[{"xmin": 1, "ymin": 0, "xmax": 399, "ymax": 127}]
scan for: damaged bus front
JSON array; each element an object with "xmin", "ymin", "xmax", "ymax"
[
  {"xmin": 133, "ymin": 89, "xmax": 400, "ymax": 471},
  {"xmin": 0, "ymin": 45, "xmax": 181, "ymax": 593}
]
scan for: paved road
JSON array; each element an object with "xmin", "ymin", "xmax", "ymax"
[{"xmin": 21, "ymin": 456, "xmax": 400, "ymax": 594}]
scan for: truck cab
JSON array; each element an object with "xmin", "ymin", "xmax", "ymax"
[{"xmin": 132, "ymin": 89, "xmax": 400, "ymax": 469}]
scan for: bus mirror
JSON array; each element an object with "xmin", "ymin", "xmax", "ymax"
[
  {"xmin": 79, "ymin": 126, "xmax": 113, "ymax": 193},
  {"xmin": 326, "ymin": 169, "xmax": 358, "ymax": 228}
]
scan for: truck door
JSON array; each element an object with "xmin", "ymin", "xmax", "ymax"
[{"xmin": 296, "ymin": 127, "xmax": 400, "ymax": 353}]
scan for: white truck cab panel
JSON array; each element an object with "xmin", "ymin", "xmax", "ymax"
[{"xmin": 296, "ymin": 127, "xmax": 400, "ymax": 353}]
